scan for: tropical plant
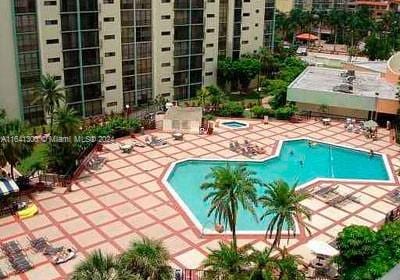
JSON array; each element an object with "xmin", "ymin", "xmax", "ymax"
[
  {"xmin": 233, "ymin": 58, "xmax": 261, "ymax": 93},
  {"xmin": 0, "ymin": 119, "xmax": 33, "ymax": 179},
  {"xmin": 119, "ymin": 238, "xmax": 173, "ymax": 280},
  {"xmin": 218, "ymin": 102, "xmax": 245, "ymax": 117},
  {"xmin": 203, "ymin": 242, "xmax": 251, "ymax": 280},
  {"xmin": 54, "ymin": 106, "xmax": 81, "ymax": 138},
  {"xmin": 196, "ymin": 87, "xmax": 211, "ymax": 108},
  {"xmin": 206, "ymin": 85, "xmax": 226, "ymax": 110},
  {"xmin": 34, "ymin": 74, "xmax": 65, "ymax": 134},
  {"xmin": 71, "ymin": 250, "xmax": 137, "ymax": 280},
  {"xmin": 259, "ymin": 180, "xmax": 311, "ymax": 250},
  {"xmin": 249, "ymin": 248, "xmax": 278, "ymax": 280},
  {"xmin": 201, "ymin": 164, "xmax": 259, "ymax": 250}
]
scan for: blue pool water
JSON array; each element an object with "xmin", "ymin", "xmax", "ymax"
[
  {"xmin": 166, "ymin": 139, "xmax": 390, "ymax": 231},
  {"xmin": 222, "ymin": 121, "xmax": 247, "ymax": 128}
]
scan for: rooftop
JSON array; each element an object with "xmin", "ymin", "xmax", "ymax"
[{"xmin": 289, "ymin": 66, "xmax": 398, "ymax": 100}]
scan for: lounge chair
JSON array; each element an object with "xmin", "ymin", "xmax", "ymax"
[
  {"xmin": 313, "ymin": 185, "xmax": 338, "ymax": 198},
  {"xmin": 388, "ymin": 189, "xmax": 400, "ymax": 202},
  {"xmin": 229, "ymin": 142, "xmax": 236, "ymax": 151},
  {"xmin": 52, "ymin": 248, "xmax": 76, "ymax": 265}
]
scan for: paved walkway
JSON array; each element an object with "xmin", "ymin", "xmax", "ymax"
[{"xmin": 0, "ymin": 119, "xmax": 399, "ymax": 279}]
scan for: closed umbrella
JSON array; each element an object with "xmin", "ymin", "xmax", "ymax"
[
  {"xmin": 364, "ymin": 120, "xmax": 378, "ymax": 130},
  {"xmin": 307, "ymin": 240, "xmax": 339, "ymax": 257}
]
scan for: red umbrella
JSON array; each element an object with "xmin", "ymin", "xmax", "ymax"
[{"xmin": 296, "ymin": 33, "xmax": 318, "ymax": 41}]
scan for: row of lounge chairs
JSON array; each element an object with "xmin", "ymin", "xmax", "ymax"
[
  {"xmin": 313, "ymin": 185, "xmax": 360, "ymax": 208},
  {"xmin": 1, "ymin": 240, "xmax": 32, "ymax": 273},
  {"xmin": 29, "ymin": 237, "xmax": 76, "ymax": 265},
  {"xmin": 229, "ymin": 140, "xmax": 266, "ymax": 156}
]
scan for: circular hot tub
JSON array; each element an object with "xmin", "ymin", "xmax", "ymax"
[{"xmin": 220, "ymin": 120, "xmax": 249, "ymax": 129}]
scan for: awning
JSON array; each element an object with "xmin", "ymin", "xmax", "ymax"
[
  {"xmin": 296, "ymin": 33, "xmax": 318, "ymax": 41},
  {"xmin": 0, "ymin": 178, "xmax": 19, "ymax": 197}
]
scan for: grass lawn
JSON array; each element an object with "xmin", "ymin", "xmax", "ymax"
[{"xmin": 17, "ymin": 143, "xmax": 49, "ymax": 176}]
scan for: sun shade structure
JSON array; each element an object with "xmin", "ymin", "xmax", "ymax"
[
  {"xmin": 296, "ymin": 33, "xmax": 318, "ymax": 41},
  {"xmin": 307, "ymin": 240, "xmax": 339, "ymax": 257},
  {"xmin": 0, "ymin": 178, "xmax": 19, "ymax": 197}
]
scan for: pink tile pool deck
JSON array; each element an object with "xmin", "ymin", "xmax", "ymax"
[{"xmin": 1, "ymin": 119, "xmax": 400, "ymax": 279}]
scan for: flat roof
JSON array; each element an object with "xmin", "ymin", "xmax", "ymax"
[
  {"xmin": 289, "ymin": 66, "xmax": 398, "ymax": 100},
  {"xmin": 351, "ymin": 61, "xmax": 387, "ymax": 73}
]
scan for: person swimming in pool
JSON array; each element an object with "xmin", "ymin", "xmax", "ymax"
[
  {"xmin": 369, "ymin": 149, "xmax": 374, "ymax": 157},
  {"xmin": 299, "ymin": 160, "xmax": 304, "ymax": 167},
  {"xmin": 289, "ymin": 150, "xmax": 294, "ymax": 156}
]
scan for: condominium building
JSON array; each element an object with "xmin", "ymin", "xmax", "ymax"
[{"xmin": 0, "ymin": 0, "xmax": 275, "ymax": 124}]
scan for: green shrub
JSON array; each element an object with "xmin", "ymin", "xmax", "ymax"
[
  {"xmin": 274, "ymin": 106, "xmax": 296, "ymax": 120},
  {"xmin": 218, "ymin": 102, "xmax": 244, "ymax": 117},
  {"xmin": 250, "ymin": 106, "xmax": 275, "ymax": 119}
]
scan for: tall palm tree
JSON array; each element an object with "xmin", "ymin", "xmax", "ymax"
[
  {"xmin": 259, "ymin": 180, "xmax": 311, "ymax": 251},
  {"xmin": 119, "ymin": 238, "xmax": 173, "ymax": 280},
  {"xmin": 249, "ymin": 248, "xmax": 278, "ymax": 280},
  {"xmin": 207, "ymin": 85, "xmax": 226, "ymax": 111},
  {"xmin": 71, "ymin": 250, "xmax": 138, "ymax": 280},
  {"xmin": 54, "ymin": 106, "xmax": 81, "ymax": 138},
  {"xmin": 202, "ymin": 242, "xmax": 251, "ymax": 280},
  {"xmin": 196, "ymin": 87, "xmax": 211, "ymax": 109},
  {"xmin": 35, "ymin": 74, "xmax": 65, "ymax": 135},
  {"xmin": 201, "ymin": 164, "xmax": 259, "ymax": 251}
]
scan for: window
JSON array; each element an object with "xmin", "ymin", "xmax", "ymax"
[
  {"xmin": 54, "ymin": 76, "xmax": 62, "ymax": 80},
  {"xmin": 205, "ymin": 72, "xmax": 213, "ymax": 76},
  {"xmin": 207, "ymin": 0, "xmax": 215, "ymax": 2},
  {"xmin": 16, "ymin": 15, "xmax": 37, "ymax": 33},
  {"xmin": 107, "ymin": 102, "xmax": 117, "ymax": 107},
  {"xmin": 207, "ymin": 14, "xmax": 215, "ymax": 18},
  {"xmin": 105, "ymin": 52, "xmax": 115, "ymax": 57},
  {"xmin": 136, "ymin": 10, "xmax": 151, "ymax": 25},
  {"xmin": 104, "ymin": 17, "xmax": 115, "ymax": 22},
  {"xmin": 161, "ymin": 47, "xmax": 170, "ymax": 52},
  {"xmin": 104, "ymin": 0, "xmax": 114, "ymax": 3},
  {"xmin": 46, "ymin": 39, "xmax": 59, "ymax": 44},
  {"xmin": 161, "ymin": 62, "xmax": 171, "ymax": 67},
  {"xmin": 137, "ymin": 58, "xmax": 152, "ymax": 74},
  {"xmin": 105, "ymin": 69, "xmax": 116, "ymax": 74},
  {"xmin": 106, "ymin": 85, "xmax": 117, "ymax": 90},
  {"xmin": 45, "ymin": 20, "xmax": 58, "ymax": 25},
  {"xmin": 48, "ymin": 57, "xmax": 60, "ymax": 63},
  {"xmin": 136, "ymin": 26, "xmax": 151, "ymax": 41},
  {"xmin": 254, "ymin": 36, "xmax": 258, "ymax": 40},
  {"xmin": 161, "ymin": 78, "xmax": 170, "ymax": 82},
  {"xmin": 243, "ymin": 13, "xmax": 250, "ymax": 16},
  {"xmin": 206, "ymin": 43, "xmax": 214, "ymax": 47},
  {"xmin": 161, "ymin": 0, "xmax": 170, "ymax": 2},
  {"xmin": 161, "ymin": 15, "xmax": 170, "ymax": 19},
  {"xmin": 17, "ymin": 34, "xmax": 38, "ymax": 52},
  {"xmin": 244, "ymin": 0, "xmax": 250, "ymax": 2},
  {"xmin": 242, "ymin": 40, "xmax": 248, "ymax": 44},
  {"xmin": 205, "ymin": 58, "xmax": 213, "ymax": 62},
  {"xmin": 242, "ymin": 26, "xmax": 249, "ymax": 31},
  {"xmin": 161, "ymin": 92, "xmax": 170, "ymax": 97},
  {"xmin": 255, "ymin": 23, "xmax": 258, "ymax": 27},
  {"xmin": 206, "ymin": 28, "xmax": 214, "ymax": 33},
  {"xmin": 161, "ymin": 31, "xmax": 170, "ymax": 36},
  {"xmin": 104, "ymin": 35, "xmax": 115, "ymax": 40},
  {"xmin": 256, "ymin": 9, "xmax": 259, "ymax": 13},
  {"xmin": 44, "ymin": 1, "xmax": 57, "ymax": 5}
]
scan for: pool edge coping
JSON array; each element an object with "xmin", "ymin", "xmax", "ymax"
[{"xmin": 161, "ymin": 137, "xmax": 395, "ymax": 236}]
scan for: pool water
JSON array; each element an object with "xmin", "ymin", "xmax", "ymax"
[
  {"xmin": 166, "ymin": 139, "xmax": 390, "ymax": 232},
  {"xmin": 222, "ymin": 121, "xmax": 247, "ymax": 128}
]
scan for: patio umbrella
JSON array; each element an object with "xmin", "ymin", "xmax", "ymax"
[
  {"xmin": 363, "ymin": 120, "xmax": 378, "ymax": 130},
  {"xmin": 307, "ymin": 240, "xmax": 339, "ymax": 257},
  {"xmin": 296, "ymin": 33, "xmax": 318, "ymax": 41},
  {"xmin": 0, "ymin": 178, "xmax": 19, "ymax": 197}
]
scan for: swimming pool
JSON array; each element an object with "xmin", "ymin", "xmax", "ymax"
[
  {"xmin": 164, "ymin": 139, "xmax": 392, "ymax": 233},
  {"xmin": 220, "ymin": 120, "xmax": 249, "ymax": 129}
]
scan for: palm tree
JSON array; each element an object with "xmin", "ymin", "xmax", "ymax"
[
  {"xmin": 119, "ymin": 238, "xmax": 173, "ymax": 280},
  {"xmin": 35, "ymin": 74, "xmax": 65, "ymax": 135},
  {"xmin": 71, "ymin": 250, "xmax": 138, "ymax": 280},
  {"xmin": 206, "ymin": 85, "xmax": 226, "ymax": 111},
  {"xmin": 196, "ymin": 87, "xmax": 211, "ymax": 109},
  {"xmin": 202, "ymin": 242, "xmax": 251, "ymax": 280},
  {"xmin": 249, "ymin": 248, "xmax": 278, "ymax": 280},
  {"xmin": 276, "ymin": 247, "xmax": 305, "ymax": 280},
  {"xmin": 54, "ymin": 106, "xmax": 81, "ymax": 138},
  {"xmin": 259, "ymin": 179, "xmax": 311, "ymax": 251},
  {"xmin": 201, "ymin": 164, "xmax": 259, "ymax": 251}
]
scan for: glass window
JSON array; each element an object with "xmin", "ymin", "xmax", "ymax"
[
  {"xmin": 136, "ymin": 58, "xmax": 152, "ymax": 74},
  {"xmin": 16, "ymin": 15, "xmax": 37, "ymax": 33},
  {"xmin": 81, "ymin": 31, "xmax": 99, "ymax": 48},
  {"xmin": 122, "ymin": 62, "xmax": 135, "ymax": 76},
  {"xmin": 136, "ymin": 27, "xmax": 151, "ymax": 42},
  {"xmin": 123, "ymin": 77, "xmax": 135, "ymax": 91},
  {"xmin": 190, "ymin": 70, "xmax": 202, "ymax": 84},
  {"xmin": 174, "ymin": 57, "xmax": 188, "ymax": 72},
  {"xmin": 135, "ymin": 0, "xmax": 151, "ymax": 9},
  {"xmin": 121, "ymin": 0, "xmax": 134, "ymax": 9},
  {"xmin": 191, "ymin": 55, "xmax": 202, "ymax": 69},
  {"xmin": 136, "ymin": 74, "xmax": 152, "ymax": 89},
  {"xmin": 136, "ymin": 42, "xmax": 151, "ymax": 58},
  {"xmin": 136, "ymin": 10, "xmax": 151, "ymax": 26},
  {"xmin": 18, "ymin": 52, "xmax": 40, "ymax": 72},
  {"xmin": 121, "ymin": 11, "xmax": 135, "ymax": 26},
  {"xmin": 17, "ymin": 34, "xmax": 38, "ymax": 52},
  {"xmin": 65, "ymin": 86, "xmax": 82, "ymax": 103},
  {"xmin": 192, "ymin": 10, "xmax": 203, "ymax": 24},
  {"xmin": 191, "ymin": 41, "xmax": 203, "ymax": 54},
  {"xmin": 174, "ymin": 0, "xmax": 189, "ymax": 9},
  {"xmin": 80, "ymin": 13, "xmax": 98, "ymax": 30},
  {"xmin": 62, "ymin": 32, "xmax": 79, "ymax": 49},
  {"xmin": 63, "ymin": 50, "xmax": 80, "ymax": 68},
  {"xmin": 82, "ymin": 49, "xmax": 100, "ymax": 65},
  {"xmin": 15, "ymin": 0, "xmax": 36, "ymax": 13},
  {"xmin": 174, "ymin": 41, "xmax": 189, "ymax": 56},
  {"xmin": 83, "ymin": 66, "xmax": 100, "ymax": 83},
  {"xmin": 80, "ymin": 0, "xmax": 98, "ymax": 11},
  {"xmin": 174, "ymin": 86, "xmax": 188, "ymax": 100},
  {"xmin": 64, "ymin": 68, "xmax": 81, "ymax": 85},
  {"xmin": 61, "ymin": 0, "xmax": 77, "ymax": 12},
  {"xmin": 191, "ymin": 25, "xmax": 203, "ymax": 40},
  {"xmin": 174, "ymin": 26, "xmax": 189, "ymax": 41},
  {"xmin": 174, "ymin": 10, "xmax": 189, "ymax": 25},
  {"xmin": 85, "ymin": 100, "xmax": 103, "ymax": 116},
  {"xmin": 122, "ymin": 27, "xmax": 135, "ymax": 43},
  {"xmin": 192, "ymin": 0, "xmax": 204, "ymax": 8},
  {"xmin": 174, "ymin": 71, "xmax": 188, "ymax": 86},
  {"xmin": 122, "ymin": 44, "xmax": 134, "ymax": 60},
  {"xmin": 137, "ymin": 89, "xmax": 152, "ymax": 105},
  {"xmin": 20, "ymin": 71, "xmax": 40, "ymax": 89},
  {"xmin": 61, "ymin": 14, "xmax": 78, "ymax": 31},
  {"xmin": 84, "ymin": 83, "xmax": 101, "ymax": 99},
  {"xmin": 68, "ymin": 103, "xmax": 83, "ymax": 116}
]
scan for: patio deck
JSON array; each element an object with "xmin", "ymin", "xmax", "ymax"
[{"xmin": 0, "ymin": 119, "xmax": 399, "ymax": 279}]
